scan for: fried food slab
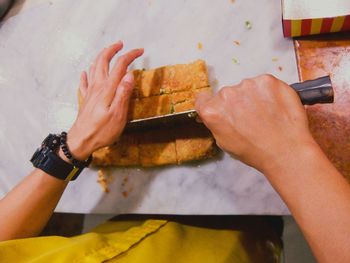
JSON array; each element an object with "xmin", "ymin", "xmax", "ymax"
[
  {"xmin": 162, "ymin": 60, "xmax": 209, "ymax": 93},
  {"xmin": 138, "ymin": 129, "xmax": 177, "ymax": 167},
  {"xmin": 175, "ymin": 123, "xmax": 217, "ymax": 164},
  {"xmin": 133, "ymin": 60, "xmax": 209, "ymax": 98},
  {"xmin": 88, "ymin": 60, "xmax": 217, "ymax": 167},
  {"xmin": 128, "ymin": 95, "xmax": 172, "ymax": 120},
  {"xmin": 172, "ymin": 87, "xmax": 212, "ymax": 113},
  {"xmin": 133, "ymin": 68, "xmax": 165, "ymax": 98},
  {"xmin": 92, "ymin": 134, "xmax": 139, "ymax": 166}
]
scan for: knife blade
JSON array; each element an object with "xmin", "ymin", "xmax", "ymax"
[
  {"xmin": 124, "ymin": 76, "xmax": 334, "ymax": 132},
  {"xmin": 125, "ymin": 109, "xmax": 198, "ymax": 132}
]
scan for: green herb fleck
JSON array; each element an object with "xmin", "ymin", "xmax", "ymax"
[
  {"xmin": 232, "ymin": 57, "xmax": 240, "ymax": 65},
  {"xmin": 170, "ymin": 104, "xmax": 175, "ymax": 114},
  {"xmin": 245, "ymin": 20, "xmax": 252, "ymax": 30}
]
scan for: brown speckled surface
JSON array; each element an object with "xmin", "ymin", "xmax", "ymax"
[{"xmin": 295, "ymin": 36, "xmax": 350, "ymax": 181}]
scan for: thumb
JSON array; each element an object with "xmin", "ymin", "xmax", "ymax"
[
  {"xmin": 195, "ymin": 91, "xmax": 218, "ymax": 126},
  {"xmin": 110, "ymin": 72, "xmax": 134, "ymax": 115}
]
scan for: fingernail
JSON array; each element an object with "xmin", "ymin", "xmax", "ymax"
[{"xmin": 123, "ymin": 72, "xmax": 134, "ymax": 84}]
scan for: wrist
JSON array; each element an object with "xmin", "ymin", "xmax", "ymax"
[
  {"xmin": 61, "ymin": 129, "xmax": 93, "ymax": 162},
  {"xmin": 31, "ymin": 133, "xmax": 88, "ymax": 181},
  {"xmin": 261, "ymin": 139, "xmax": 322, "ymax": 179},
  {"xmin": 58, "ymin": 148, "xmax": 72, "ymax": 164}
]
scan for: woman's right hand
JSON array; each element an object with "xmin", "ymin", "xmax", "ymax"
[{"xmin": 195, "ymin": 74, "xmax": 318, "ymax": 174}]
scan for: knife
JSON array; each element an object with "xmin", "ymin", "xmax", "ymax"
[{"xmin": 125, "ymin": 76, "xmax": 334, "ymax": 132}]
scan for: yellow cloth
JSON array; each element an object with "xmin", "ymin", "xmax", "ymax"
[{"xmin": 0, "ymin": 220, "xmax": 281, "ymax": 263}]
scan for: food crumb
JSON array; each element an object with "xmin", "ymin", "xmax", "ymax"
[
  {"xmin": 272, "ymin": 57, "xmax": 278, "ymax": 62},
  {"xmin": 230, "ymin": 0, "xmax": 235, "ymax": 3},
  {"xmin": 278, "ymin": 66, "xmax": 283, "ymax": 71},
  {"xmin": 97, "ymin": 170, "xmax": 109, "ymax": 193},
  {"xmin": 197, "ymin": 42, "xmax": 203, "ymax": 50},
  {"xmin": 232, "ymin": 57, "xmax": 240, "ymax": 65},
  {"xmin": 245, "ymin": 20, "xmax": 252, "ymax": 30},
  {"xmin": 121, "ymin": 176, "xmax": 129, "ymax": 187},
  {"xmin": 233, "ymin": 40, "xmax": 240, "ymax": 46},
  {"xmin": 122, "ymin": 187, "xmax": 133, "ymax": 198}
]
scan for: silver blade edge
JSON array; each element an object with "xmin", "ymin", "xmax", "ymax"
[{"xmin": 124, "ymin": 109, "xmax": 198, "ymax": 132}]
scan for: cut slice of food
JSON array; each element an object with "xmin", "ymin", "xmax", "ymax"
[
  {"xmin": 162, "ymin": 60, "xmax": 209, "ymax": 93},
  {"xmin": 92, "ymin": 134, "xmax": 139, "ymax": 166},
  {"xmin": 133, "ymin": 60, "xmax": 209, "ymax": 98},
  {"xmin": 133, "ymin": 67, "xmax": 165, "ymax": 98},
  {"xmin": 175, "ymin": 123, "xmax": 216, "ymax": 164},
  {"xmin": 172, "ymin": 87, "xmax": 212, "ymax": 113},
  {"xmin": 138, "ymin": 129, "xmax": 177, "ymax": 167},
  {"xmin": 128, "ymin": 94, "xmax": 172, "ymax": 120}
]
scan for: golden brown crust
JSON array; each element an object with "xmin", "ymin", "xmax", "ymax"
[
  {"xmin": 92, "ymin": 134, "xmax": 139, "ymax": 166},
  {"xmin": 138, "ymin": 129, "xmax": 177, "ymax": 167},
  {"xmin": 162, "ymin": 60, "xmax": 209, "ymax": 93},
  {"xmin": 133, "ymin": 68, "xmax": 165, "ymax": 98},
  {"xmin": 133, "ymin": 60, "xmax": 209, "ymax": 99},
  {"xmin": 175, "ymin": 123, "xmax": 216, "ymax": 164},
  {"xmin": 128, "ymin": 95, "xmax": 172, "ymax": 120},
  {"xmin": 172, "ymin": 87, "xmax": 212, "ymax": 113}
]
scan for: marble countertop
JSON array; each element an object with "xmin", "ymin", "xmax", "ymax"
[{"xmin": 0, "ymin": 0, "xmax": 298, "ymax": 214}]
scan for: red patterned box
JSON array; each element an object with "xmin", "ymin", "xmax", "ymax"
[{"xmin": 282, "ymin": 0, "xmax": 350, "ymax": 37}]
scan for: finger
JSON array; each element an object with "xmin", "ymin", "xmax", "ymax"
[
  {"xmin": 195, "ymin": 90, "xmax": 212, "ymax": 113},
  {"xmin": 79, "ymin": 71, "xmax": 88, "ymax": 99},
  {"xmin": 95, "ymin": 41, "xmax": 124, "ymax": 77},
  {"xmin": 195, "ymin": 91, "xmax": 226, "ymax": 135},
  {"xmin": 89, "ymin": 50, "xmax": 103, "ymax": 81},
  {"xmin": 195, "ymin": 91, "xmax": 213, "ymax": 123},
  {"xmin": 104, "ymin": 48, "xmax": 143, "ymax": 105},
  {"xmin": 89, "ymin": 63, "xmax": 96, "ymax": 83},
  {"xmin": 109, "ymin": 48, "xmax": 144, "ymax": 85},
  {"xmin": 109, "ymin": 72, "xmax": 135, "ymax": 125}
]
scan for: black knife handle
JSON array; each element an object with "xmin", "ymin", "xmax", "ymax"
[{"xmin": 290, "ymin": 76, "xmax": 334, "ymax": 105}]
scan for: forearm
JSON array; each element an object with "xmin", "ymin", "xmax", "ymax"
[
  {"xmin": 264, "ymin": 143, "xmax": 350, "ymax": 263},
  {"xmin": 0, "ymin": 169, "xmax": 67, "ymax": 241},
  {"xmin": 0, "ymin": 43, "xmax": 142, "ymax": 242}
]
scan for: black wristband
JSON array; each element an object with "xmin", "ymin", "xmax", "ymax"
[
  {"xmin": 31, "ymin": 134, "xmax": 87, "ymax": 181},
  {"xmin": 32, "ymin": 149, "xmax": 82, "ymax": 181},
  {"xmin": 60, "ymin": 131, "xmax": 92, "ymax": 169}
]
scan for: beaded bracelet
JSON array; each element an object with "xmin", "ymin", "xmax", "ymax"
[{"xmin": 60, "ymin": 131, "xmax": 92, "ymax": 168}]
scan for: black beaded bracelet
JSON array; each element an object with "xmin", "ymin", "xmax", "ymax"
[{"xmin": 60, "ymin": 131, "xmax": 92, "ymax": 168}]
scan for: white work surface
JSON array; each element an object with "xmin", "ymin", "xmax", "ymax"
[{"xmin": 0, "ymin": 0, "xmax": 298, "ymax": 214}]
